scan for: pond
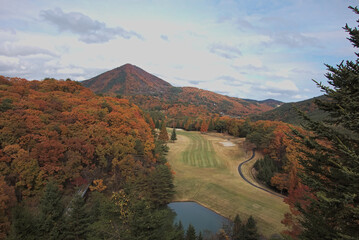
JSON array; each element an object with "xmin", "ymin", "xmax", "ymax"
[{"xmin": 168, "ymin": 201, "xmax": 229, "ymax": 236}]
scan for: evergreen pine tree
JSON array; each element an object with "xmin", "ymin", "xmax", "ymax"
[
  {"xmin": 174, "ymin": 221, "xmax": 185, "ymax": 240},
  {"xmin": 63, "ymin": 195, "xmax": 90, "ymax": 240},
  {"xmin": 292, "ymin": 6, "xmax": 359, "ymax": 239},
  {"xmin": 155, "ymin": 120, "xmax": 160, "ymax": 129},
  {"xmin": 208, "ymin": 119, "xmax": 214, "ymax": 132},
  {"xmin": 38, "ymin": 181, "xmax": 64, "ymax": 240},
  {"xmin": 171, "ymin": 128, "xmax": 177, "ymax": 142},
  {"xmin": 244, "ymin": 216, "xmax": 259, "ymax": 240},
  {"xmin": 147, "ymin": 165, "xmax": 175, "ymax": 207},
  {"xmin": 185, "ymin": 224, "xmax": 196, "ymax": 240},
  {"xmin": 232, "ymin": 214, "xmax": 242, "ymax": 240},
  {"xmin": 129, "ymin": 200, "xmax": 176, "ymax": 240},
  {"xmin": 197, "ymin": 231, "xmax": 203, "ymax": 240},
  {"xmin": 8, "ymin": 205, "xmax": 37, "ymax": 240},
  {"xmin": 86, "ymin": 193, "xmax": 122, "ymax": 240}
]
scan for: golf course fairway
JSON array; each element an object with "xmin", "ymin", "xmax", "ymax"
[{"xmin": 167, "ymin": 130, "xmax": 288, "ymax": 238}]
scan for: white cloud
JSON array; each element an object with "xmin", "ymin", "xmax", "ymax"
[
  {"xmin": 0, "ymin": 56, "xmax": 19, "ymax": 65},
  {"xmin": 264, "ymin": 80, "xmax": 299, "ymax": 92},
  {"xmin": 292, "ymin": 94, "xmax": 308, "ymax": 99},
  {"xmin": 40, "ymin": 8, "xmax": 143, "ymax": 43},
  {"xmin": 0, "ymin": 42, "xmax": 58, "ymax": 57},
  {"xmin": 265, "ymin": 32, "xmax": 321, "ymax": 48},
  {"xmin": 208, "ymin": 43, "xmax": 242, "ymax": 59},
  {"xmin": 57, "ymin": 67, "xmax": 84, "ymax": 75},
  {"xmin": 0, "ymin": 56, "xmax": 20, "ymax": 71}
]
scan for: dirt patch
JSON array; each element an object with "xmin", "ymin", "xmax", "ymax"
[{"xmin": 219, "ymin": 141, "xmax": 236, "ymax": 147}]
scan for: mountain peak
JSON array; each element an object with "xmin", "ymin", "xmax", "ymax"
[
  {"xmin": 82, "ymin": 64, "xmax": 172, "ymax": 95},
  {"xmin": 82, "ymin": 64, "xmax": 280, "ymax": 117},
  {"xmin": 119, "ymin": 63, "xmax": 136, "ymax": 70}
]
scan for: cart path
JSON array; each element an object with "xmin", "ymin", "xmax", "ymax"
[{"xmin": 238, "ymin": 150, "xmax": 285, "ymax": 199}]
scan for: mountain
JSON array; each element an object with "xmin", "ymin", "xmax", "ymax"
[
  {"xmin": 250, "ymin": 96, "xmax": 328, "ymax": 125},
  {"xmin": 82, "ymin": 64, "xmax": 283, "ymax": 118},
  {"xmin": 82, "ymin": 64, "xmax": 172, "ymax": 95}
]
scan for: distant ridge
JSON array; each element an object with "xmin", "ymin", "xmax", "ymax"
[
  {"xmin": 243, "ymin": 98, "xmax": 282, "ymax": 108},
  {"xmin": 250, "ymin": 96, "xmax": 327, "ymax": 125},
  {"xmin": 82, "ymin": 64, "xmax": 283, "ymax": 117}
]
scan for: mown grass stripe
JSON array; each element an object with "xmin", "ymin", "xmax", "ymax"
[
  {"xmin": 199, "ymin": 137, "xmax": 205, "ymax": 167},
  {"xmin": 178, "ymin": 131, "xmax": 221, "ymax": 168},
  {"xmin": 203, "ymin": 137, "xmax": 210, "ymax": 167}
]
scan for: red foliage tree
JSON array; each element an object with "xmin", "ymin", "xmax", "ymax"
[{"xmin": 200, "ymin": 120, "xmax": 208, "ymax": 133}]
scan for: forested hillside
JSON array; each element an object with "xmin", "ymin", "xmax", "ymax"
[
  {"xmin": 0, "ymin": 76, "xmax": 179, "ymax": 239},
  {"xmin": 250, "ymin": 96, "xmax": 327, "ymax": 125}
]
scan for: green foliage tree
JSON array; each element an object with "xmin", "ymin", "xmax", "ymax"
[
  {"xmin": 293, "ymin": 6, "xmax": 359, "ymax": 239},
  {"xmin": 63, "ymin": 195, "xmax": 90, "ymax": 240},
  {"xmin": 154, "ymin": 139, "xmax": 169, "ymax": 164},
  {"xmin": 37, "ymin": 182, "xmax": 64, "ymax": 240},
  {"xmin": 86, "ymin": 193, "xmax": 122, "ymax": 240},
  {"xmin": 173, "ymin": 221, "xmax": 185, "ymax": 240},
  {"xmin": 214, "ymin": 120, "xmax": 227, "ymax": 133},
  {"xmin": 208, "ymin": 119, "xmax": 214, "ymax": 132},
  {"xmin": 147, "ymin": 165, "xmax": 175, "ymax": 207},
  {"xmin": 135, "ymin": 139, "xmax": 145, "ymax": 155},
  {"xmin": 129, "ymin": 200, "xmax": 176, "ymax": 240},
  {"xmin": 197, "ymin": 231, "xmax": 203, "ymax": 240},
  {"xmin": 232, "ymin": 214, "xmax": 242, "ymax": 240},
  {"xmin": 171, "ymin": 128, "xmax": 177, "ymax": 142},
  {"xmin": 253, "ymin": 156, "xmax": 279, "ymax": 186},
  {"xmin": 239, "ymin": 119, "xmax": 252, "ymax": 138},
  {"xmin": 244, "ymin": 216, "xmax": 259, "ymax": 240},
  {"xmin": 7, "ymin": 205, "xmax": 37, "ymax": 240},
  {"xmin": 185, "ymin": 224, "xmax": 196, "ymax": 240},
  {"xmin": 246, "ymin": 124, "xmax": 274, "ymax": 150},
  {"xmin": 0, "ymin": 98, "xmax": 13, "ymax": 112},
  {"xmin": 155, "ymin": 120, "xmax": 160, "ymax": 129}
]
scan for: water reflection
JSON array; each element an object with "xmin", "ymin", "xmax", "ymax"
[{"xmin": 168, "ymin": 201, "xmax": 229, "ymax": 236}]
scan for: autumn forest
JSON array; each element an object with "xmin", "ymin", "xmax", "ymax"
[{"xmin": 1, "ymin": 6, "xmax": 359, "ymax": 240}]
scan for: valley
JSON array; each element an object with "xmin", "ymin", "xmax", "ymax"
[{"xmin": 167, "ymin": 130, "xmax": 288, "ymax": 238}]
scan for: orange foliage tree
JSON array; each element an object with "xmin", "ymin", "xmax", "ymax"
[
  {"xmin": 0, "ymin": 76, "xmax": 156, "ymax": 200},
  {"xmin": 158, "ymin": 122, "xmax": 169, "ymax": 141}
]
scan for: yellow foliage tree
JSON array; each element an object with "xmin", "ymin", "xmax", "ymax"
[{"xmin": 89, "ymin": 179, "xmax": 107, "ymax": 192}]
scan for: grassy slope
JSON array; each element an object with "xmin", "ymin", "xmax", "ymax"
[{"xmin": 167, "ymin": 130, "xmax": 288, "ymax": 238}]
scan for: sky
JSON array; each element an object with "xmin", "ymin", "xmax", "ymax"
[{"xmin": 0, "ymin": 0, "xmax": 358, "ymax": 102}]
